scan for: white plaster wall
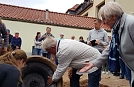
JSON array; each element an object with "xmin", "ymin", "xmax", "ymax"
[{"xmin": 3, "ymin": 20, "xmax": 91, "ymax": 53}]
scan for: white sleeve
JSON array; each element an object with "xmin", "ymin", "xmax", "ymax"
[{"xmin": 52, "ymin": 48, "xmax": 73, "ymax": 82}]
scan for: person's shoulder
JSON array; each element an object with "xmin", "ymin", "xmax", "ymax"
[
  {"xmin": 90, "ymin": 29, "xmax": 95, "ymax": 32},
  {"xmin": 9, "ymin": 34, "xmax": 13, "ymax": 37},
  {"xmin": 126, "ymin": 14, "xmax": 134, "ymax": 25},
  {"xmin": 6, "ymin": 64, "xmax": 20, "ymax": 74},
  {"xmin": 0, "ymin": 63, "xmax": 19, "ymax": 71},
  {"xmin": 0, "ymin": 23, "xmax": 5, "ymax": 27},
  {"xmin": 101, "ymin": 28, "xmax": 107, "ymax": 33}
]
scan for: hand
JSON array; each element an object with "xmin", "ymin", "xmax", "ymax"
[
  {"xmin": 47, "ymin": 76, "xmax": 53, "ymax": 85},
  {"xmin": 51, "ymin": 54, "xmax": 55, "ymax": 61},
  {"xmin": 79, "ymin": 62, "xmax": 94, "ymax": 73},
  {"xmin": 68, "ymin": 68, "xmax": 73, "ymax": 79},
  {"xmin": 43, "ymin": 36, "xmax": 47, "ymax": 38},
  {"xmin": 3, "ymin": 47, "xmax": 7, "ymax": 52},
  {"xmin": 88, "ymin": 41, "xmax": 91, "ymax": 45},
  {"xmin": 16, "ymin": 46, "xmax": 19, "ymax": 49},
  {"xmin": 95, "ymin": 40, "xmax": 101, "ymax": 45}
]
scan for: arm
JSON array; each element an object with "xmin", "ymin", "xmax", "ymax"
[
  {"xmin": 34, "ymin": 39, "xmax": 42, "ymax": 45},
  {"xmin": 2, "ymin": 67, "xmax": 20, "ymax": 87},
  {"xmin": 87, "ymin": 31, "xmax": 91, "ymax": 45},
  {"xmin": 128, "ymin": 22, "xmax": 134, "ymax": 43},
  {"xmin": 101, "ymin": 32, "xmax": 109, "ymax": 46},
  {"xmin": 38, "ymin": 34, "xmax": 46, "ymax": 41},
  {"xmin": 11, "ymin": 37, "xmax": 16, "ymax": 46},
  {"xmin": 18, "ymin": 38, "xmax": 22, "ymax": 48},
  {"xmin": 52, "ymin": 49, "xmax": 72, "ymax": 82},
  {"xmin": 1, "ymin": 24, "xmax": 9, "ymax": 47},
  {"xmin": 91, "ymin": 44, "xmax": 110, "ymax": 68},
  {"xmin": 79, "ymin": 45, "xmax": 110, "ymax": 72}
]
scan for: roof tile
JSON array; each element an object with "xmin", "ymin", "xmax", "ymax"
[{"xmin": 0, "ymin": 3, "xmax": 111, "ymax": 31}]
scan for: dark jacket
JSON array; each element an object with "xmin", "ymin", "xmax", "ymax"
[
  {"xmin": 79, "ymin": 40, "xmax": 86, "ymax": 44},
  {"xmin": 0, "ymin": 24, "xmax": 9, "ymax": 48},
  {"xmin": 11, "ymin": 36, "xmax": 22, "ymax": 50},
  {"xmin": 9, "ymin": 34, "xmax": 13, "ymax": 44},
  {"xmin": 0, "ymin": 63, "xmax": 20, "ymax": 87}
]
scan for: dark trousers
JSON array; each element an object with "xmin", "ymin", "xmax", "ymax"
[
  {"xmin": 70, "ymin": 68, "xmax": 101, "ymax": 87},
  {"xmin": 42, "ymin": 53, "xmax": 50, "ymax": 59},
  {"xmin": 70, "ymin": 69, "xmax": 81, "ymax": 87},
  {"xmin": 88, "ymin": 68, "xmax": 101, "ymax": 87}
]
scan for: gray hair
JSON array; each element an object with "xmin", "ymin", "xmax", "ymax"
[
  {"xmin": 98, "ymin": 2, "xmax": 124, "ymax": 20},
  {"xmin": 42, "ymin": 36, "xmax": 57, "ymax": 50}
]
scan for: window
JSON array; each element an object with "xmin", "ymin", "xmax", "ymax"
[{"xmin": 84, "ymin": 13, "xmax": 88, "ymax": 16}]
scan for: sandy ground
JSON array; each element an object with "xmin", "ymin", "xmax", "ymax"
[{"xmin": 62, "ymin": 69, "xmax": 130, "ymax": 87}]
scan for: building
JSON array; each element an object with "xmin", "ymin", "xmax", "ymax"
[
  {"xmin": 0, "ymin": 3, "xmax": 110, "ymax": 54},
  {"xmin": 66, "ymin": 0, "xmax": 134, "ymax": 17}
]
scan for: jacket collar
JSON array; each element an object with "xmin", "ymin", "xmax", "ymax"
[
  {"xmin": 120, "ymin": 13, "xmax": 127, "ymax": 29},
  {"xmin": 118, "ymin": 13, "xmax": 127, "ymax": 40},
  {"xmin": 94, "ymin": 28, "xmax": 104, "ymax": 32}
]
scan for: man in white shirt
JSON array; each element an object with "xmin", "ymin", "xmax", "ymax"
[{"xmin": 42, "ymin": 36, "xmax": 101, "ymax": 86}]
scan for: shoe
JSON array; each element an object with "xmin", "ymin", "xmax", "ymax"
[
  {"xmin": 119, "ymin": 76, "xmax": 124, "ymax": 79},
  {"xmin": 106, "ymin": 72, "xmax": 109, "ymax": 75},
  {"xmin": 102, "ymin": 71, "xmax": 106, "ymax": 74},
  {"xmin": 113, "ymin": 72, "xmax": 120, "ymax": 76}
]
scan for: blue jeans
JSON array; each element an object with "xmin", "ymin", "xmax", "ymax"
[
  {"xmin": 88, "ymin": 68, "xmax": 101, "ymax": 87},
  {"xmin": 34, "ymin": 48, "xmax": 41, "ymax": 55},
  {"xmin": 119, "ymin": 58, "xmax": 131, "ymax": 82},
  {"xmin": 70, "ymin": 68, "xmax": 101, "ymax": 87}
]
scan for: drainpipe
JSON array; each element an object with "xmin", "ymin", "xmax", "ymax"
[{"xmin": 45, "ymin": 9, "xmax": 49, "ymax": 20}]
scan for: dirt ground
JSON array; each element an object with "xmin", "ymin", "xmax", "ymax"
[{"xmin": 63, "ymin": 69, "xmax": 130, "ymax": 87}]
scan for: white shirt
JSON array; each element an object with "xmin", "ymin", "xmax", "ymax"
[
  {"xmin": 34, "ymin": 39, "xmax": 42, "ymax": 49},
  {"xmin": 52, "ymin": 39, "xmax": 101, "ymax": 82}
]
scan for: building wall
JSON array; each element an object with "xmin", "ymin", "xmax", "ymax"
[
  {"xmin": 81, "ymin": 0, "xmax": 105, "ymax": 17},
  {"xmin": 3, "ymin": 20, "xmax": 91, "ymax": 53},
  {"xmin": 82, "ymin": 0, "xmax": 134, "ymax": 17},
  {"xmin": 81, "ymin": 6, "xmax": 95, "ymax": 17},
  {"xmin": 114, "ymin": 0, "xmax": 134, "ymax": 15}
]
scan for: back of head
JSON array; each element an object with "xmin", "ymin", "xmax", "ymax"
[
  {"xmin": 7, "ymin": 29, "xmax": 10, "ymax": 33},
  {"xmin": 0, "ymin": 49, "xmax": 27, "ymax": 66},
  {"xmin": 79, "ymin": 36, "xmax": 83, "ymax": 39},
  {"xmin": 42, "ymin": 36, "xmax": 57, "ymax": 50},
  {"xmin": 98, "ymin": 2, "xmax": 124, "ymax": 20},
  {"xmin": 13, "ymin": 49, "xmax": 27, "ymax": 62},
  {"xmin": 71, "ymin": 35, "xmax": 75, "ymax": 40}
]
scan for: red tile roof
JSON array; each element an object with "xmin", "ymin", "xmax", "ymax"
[
  {"xmin": 68, "ymin": 4, "xmax": 80, "ymax": 11},
  {"xmin": 0, "ymin": 3, "xmax": 111, "ymax": 31}
]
